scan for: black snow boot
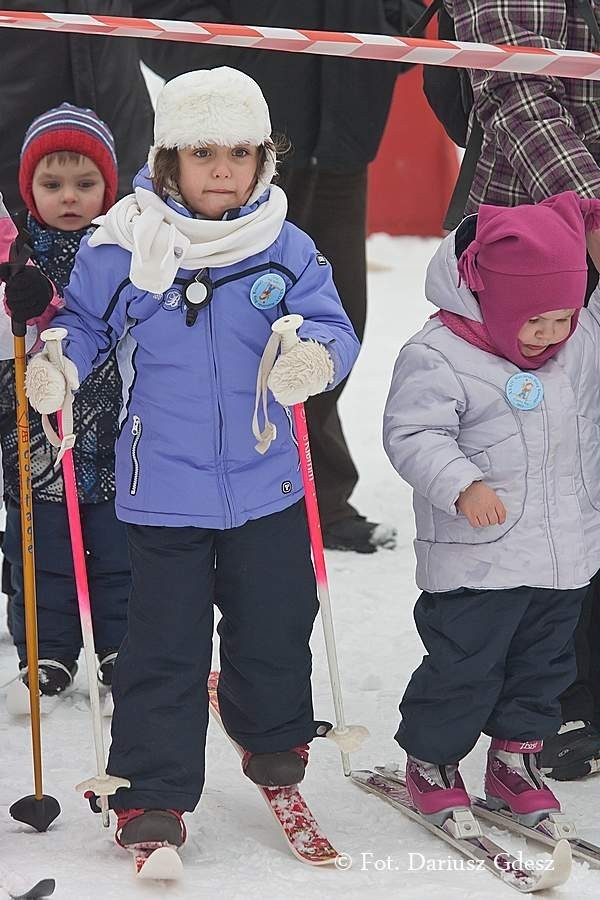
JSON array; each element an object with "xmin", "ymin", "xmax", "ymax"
[
  {"xmin": 323, "ymin": 515, "xmax": 397, "ymax": 554},
  {"xmin": 538, "ymin": 721, "xmax": 600, "ymax": 780},
  {"xmin": 20, "ymin": 658, "xmax": 77, "ymax": 696},
  {"xmin": 116, "ymin": 809, "xmax": 186, "ymax": 848},
  {"xmin": 97, "ymin": 649, "xmax": 118, "ymax": 687},
  {"xmin": 243, "ymin": 744, "xmax": 309, "ymax": 787}
]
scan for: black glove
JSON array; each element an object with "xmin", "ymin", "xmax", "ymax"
[{"xmin": 0, "ymin": 264, "xmax": 53, "ymax": 324}]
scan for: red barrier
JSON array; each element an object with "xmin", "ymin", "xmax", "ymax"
[{"xmin": 367, "ymin": 66, "xmax": 459, "ymax": 238}]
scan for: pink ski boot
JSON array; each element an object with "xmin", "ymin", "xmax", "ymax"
[
  {"xmin": 485, "ymin": 739, "xmax": 561, "ymax": 826},
  {"xmin": 406, "ymin": 756, "xmax": 480, "ymax": 835}
]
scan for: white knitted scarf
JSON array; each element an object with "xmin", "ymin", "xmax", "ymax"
[{"xmin": 89, "ymin": 185, "xmax": 288, "ymax": 294}]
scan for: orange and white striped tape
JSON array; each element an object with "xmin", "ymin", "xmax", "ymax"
[{"xmin": 0, "ymin": 10, "xmax": 599, "ymax": 81}]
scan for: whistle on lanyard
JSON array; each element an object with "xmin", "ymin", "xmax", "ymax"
[{"xmin": 183, "ymin": 269, "xmax": 213, "ymax": 326}]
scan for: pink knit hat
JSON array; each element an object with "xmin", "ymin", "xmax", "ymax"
[{"xmin": 457, "ymin": 191, "xmax": 600, "ymax": 369}]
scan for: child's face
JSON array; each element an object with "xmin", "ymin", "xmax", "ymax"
[
  {"xmin": 517, "ymin": 309, "xmax": 576, "ymax": 357},
  {"xmin": 176, "ymin": 144, "xmax": 259, "ymax": 219},
  {"xmin": 32, "ymin": 155, "xmax": 105, "ymax": 230}
]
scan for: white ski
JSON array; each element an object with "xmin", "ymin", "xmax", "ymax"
[
  {"xmin": 5, "ymin": 679, "xmax": 60, "ymax": 716},
  {"xmin": 352, "ymin": 769, "xmax": 571, "ymax": 893},
  {"xmin": 133, "ymin": 844, "xmax": 183, "ymax": 880},
  {"xmin": 376, "ymin": 764, "xmax": 600, "ymax": 869}
]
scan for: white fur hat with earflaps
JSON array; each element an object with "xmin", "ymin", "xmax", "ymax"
[{"xmin": 148, "ymin": 66, "xmax": 277, "ymax": 197}]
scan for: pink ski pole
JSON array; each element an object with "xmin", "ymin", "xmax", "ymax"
[
  {"xmin": 271, "ymin": 315, "xmax": 368, "ymax": 775},
  {"xmin": 41, "ymin": 327, "xmax": 129, "ymax": 824}
]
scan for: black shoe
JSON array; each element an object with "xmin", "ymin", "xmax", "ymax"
[
  {"xmin": 323, "ymin": 515, "xmax": 397, "ymax": 554},
  {"xmin": 97, "ymin": 649, "xmax": 118, "ymax": 687},
  {"xmin": 116, "ymin": 809, "xmax": 186, "ymax": 848},
  {"xmin": 538, "ymin": 721, "xmax": 600, "ymax": 780},
  {"xmin": 243, "ymin": 745, "xmax": 309, "ymax": 787},
  {"xmin": 20, "ymin": 658, "xmax": 78, "ymax": 696}
]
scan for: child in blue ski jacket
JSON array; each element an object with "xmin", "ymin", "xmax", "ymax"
[{"xmin": 7, "ymin": 67, "xmax": 360, "ymax": 851}]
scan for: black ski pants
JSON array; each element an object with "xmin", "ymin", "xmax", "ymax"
[
  {"xmin": 107, "ymin": 501, "xmax": 319, "ymax": 811},
  {"xmin": 560, "ymin": 568, "xmax": 600, "ymax": 724},
  {"xmin": 280, "ymin": 166, "xmax": 367, "ymax": 526},
  {"xmin": 4, "ymin": 499, "xmax": 130, "ymax": 663},
  {"xmin": 396, "ymin": 586, "xmax": 585, "ymax": 764},
  {"xmin": 560, "ymin": 269, "xmax": 600, "ymax": 726}
]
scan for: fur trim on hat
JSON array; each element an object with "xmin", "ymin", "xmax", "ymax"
[
  {"xmin": 149, "ymin": 67, "xmax": 272, "ymax": 160},
  {"xmin": 149, "ymin": 67, "xmax": 277, "ymax": 199}
]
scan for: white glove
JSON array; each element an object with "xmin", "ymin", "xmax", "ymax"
[
  {"xmin": 25, "ymin": 349, "xmax": 80, "ymax": 414},
  {"xmin": 267, "ymin": 339, "xmax": 334, "ymax": 406}
]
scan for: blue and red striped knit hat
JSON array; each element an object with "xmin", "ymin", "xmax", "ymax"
[{"xmin": 19, "ymin": 102, "xmax": 118, "ymax": 221}]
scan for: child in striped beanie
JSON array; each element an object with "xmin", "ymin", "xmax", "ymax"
[
  {"xmin": 0, "ymin": 102, "xmax": 129, "ymax": 701},
  {"xmin": 19, "ymin": 101, "xmax": 118, "ymax": 225}
]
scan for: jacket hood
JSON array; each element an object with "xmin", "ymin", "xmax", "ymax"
[
  {"xmin": 425, "ymin": 195, "xmax": 593, "ymax": 370},
  {"xmin": 424, "ymin": 220, "xmax": 483, "ymax": 323}
]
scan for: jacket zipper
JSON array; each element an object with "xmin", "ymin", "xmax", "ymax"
[
  {"xmin": 207, "ymin": 302, "xmax": 234, "ymax": 527},
  {"xmin": 129, "ymin": 415, "xmax": 142, "ymax": 496},
  {"xmin": 284, "ymin": 406, "xmax": 301, "ymax": 472},
  {"xmin": 540, "ymin": 403, "xmax": 559, "ymax": 585},
  {"xmin": 284, "ymin": 406, "xmax": 298, "ymax": 449}
]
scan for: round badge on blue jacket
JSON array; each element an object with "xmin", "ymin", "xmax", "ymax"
[
  {"xmin": 250, "ymin": 273, "xmax": 286, "ymax": 310},
  {"xmin": 505, "ymin": 372, "xmax": 544, "ymax": 410}
]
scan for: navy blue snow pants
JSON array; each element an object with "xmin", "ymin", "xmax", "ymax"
[
  {"xmin": 4, "ymin": 499, "xmax": 130, "ymax": 663},
  {"xmin": 396, "ymin": 586, "xmax": 586, "ymax": 764},
  {"xmin": 107, "ymin": 500, "xmax": 320, "ymax": 811}
]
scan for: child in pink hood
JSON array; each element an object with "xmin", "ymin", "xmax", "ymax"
[{"xmin": 383, "ymin": 191, "xmax": 600, "ymax": 830}]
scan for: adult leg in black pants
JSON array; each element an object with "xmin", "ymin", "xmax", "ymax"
[
  {"xmin": 539, "ymin": 262, "xmax": 600, "ymax": 781},
  {"xmin": 279, "ymin": 164, "xmax": 396, "ymax": 553}
]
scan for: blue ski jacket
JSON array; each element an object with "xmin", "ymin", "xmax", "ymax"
[{"xmin": 53, "ymin": 170, "xmax": 360, "ymax": 528}]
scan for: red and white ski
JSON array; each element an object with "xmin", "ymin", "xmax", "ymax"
[{"xmin": 207, "ymin": 671, "xmax": 340, "ymax": 866}]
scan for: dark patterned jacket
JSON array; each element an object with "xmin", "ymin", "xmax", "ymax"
[
  {"xmin": 0, "ymin": 218, "xmax": 121, "ymax": 505},
  {"xmin": 446, "ymin": 0, "xmax": 600, "ymax": 211}
]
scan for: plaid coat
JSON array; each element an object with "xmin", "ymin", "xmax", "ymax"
[{"xmin": 446, "ymin": 0, "xmax": 600, "ymax": 210}]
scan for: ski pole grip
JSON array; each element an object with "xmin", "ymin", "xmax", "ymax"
[
  {"xmin": 271, "ymin": 314, "xmax": 304, "ymax": 354},
  {"xmin": 41, "ymin": 326, "xmax": 68, "ymax": 367}
]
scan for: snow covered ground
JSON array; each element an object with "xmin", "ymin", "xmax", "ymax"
[{"xmin": 0, "ymin": 233, "xmax": 598, "ymax": 898}]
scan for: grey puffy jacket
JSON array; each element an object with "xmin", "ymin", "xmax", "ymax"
[{"xmin": 383, "ymin": 232, "xmax": 600, "ymax": 593}]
